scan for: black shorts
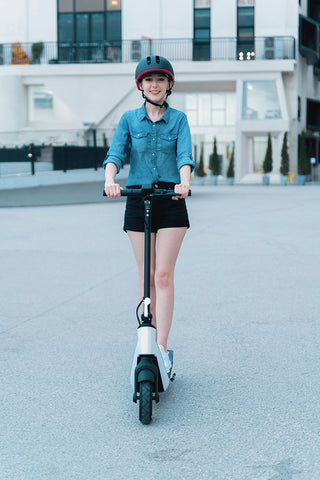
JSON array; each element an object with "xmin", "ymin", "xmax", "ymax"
[{"xmin": 123, "ymin": 182, "xmax": 190, "ymax": 233}]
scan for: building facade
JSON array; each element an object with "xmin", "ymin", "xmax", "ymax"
[{"xmin": 0, "ymin": 0, "xmax": 319, "ymax": 182}]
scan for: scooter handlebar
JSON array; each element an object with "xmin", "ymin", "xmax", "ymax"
[{"xmin": 103, "ymin": 185, "xmax": 191, "ymax": 197}]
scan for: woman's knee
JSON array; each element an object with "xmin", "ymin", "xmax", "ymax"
[{"xmin": 154, "ymin": 268, "xmax": 172, "ymax": 290}]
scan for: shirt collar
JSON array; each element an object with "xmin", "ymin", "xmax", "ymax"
[{"xmin": 137, "ymin": 102, "xmax": 170, "ymax": 124}]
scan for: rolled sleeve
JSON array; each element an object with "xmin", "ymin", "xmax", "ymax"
[
  {"xmin": 176, "ymin": 113, "xmax": 195, "ymax": 173},
  {"xmin": 102, "ymin": 113, "xmax": 130, "ymax": 173}
]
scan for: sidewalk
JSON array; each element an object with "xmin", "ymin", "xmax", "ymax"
[{"xmin": 1, "ymin": 185, "xmax": 320, "ymax": 479}]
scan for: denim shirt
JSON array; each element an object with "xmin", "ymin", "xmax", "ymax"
[{"xmin": 103, "ymin": 102, "xmax": 194, "ymax": 186}]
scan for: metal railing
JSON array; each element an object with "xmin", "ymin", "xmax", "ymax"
[{"xmin": 0, "ymin": 36, "xmax": 295, "ymax": 65}]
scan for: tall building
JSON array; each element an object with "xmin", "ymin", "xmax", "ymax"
[{"xmin": 0, "ymin": 0, "xmax": 319, "ymax": 182}]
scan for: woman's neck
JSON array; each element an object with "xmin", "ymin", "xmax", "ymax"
[{"xmin": 145, "ymin": 101, "xmax": 167, "ymax": 122}]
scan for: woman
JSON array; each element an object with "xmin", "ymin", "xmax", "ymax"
[{"xmin": 103, "ymin": 55, "xmax": 194, "ymax": 372}]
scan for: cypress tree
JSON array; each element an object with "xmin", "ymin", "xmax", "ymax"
[
  {"xmin": 209, "ymin": 137, "xmax": 219, "ymax": 176},
  {"xmin": 280, "ymin": 132, "xmax": 289, "ymax": 176},
  {"xmin": 227, "ymin": 142, "xmax": 235, "ymax": 178},
  {"xmin": 263, "ymin": 133, "xmax": 273, "ymax": 174},
  {"xmin": 195, "ymin": 142, "xmax": 206, "ymax": 177}
]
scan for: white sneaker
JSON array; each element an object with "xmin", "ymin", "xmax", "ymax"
[{"xmin": 158, "ymin": 345, "xmax": 172, "ymax": 373}]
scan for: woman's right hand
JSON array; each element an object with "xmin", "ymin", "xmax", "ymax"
[{"xmin": 104, "ymin": 182, "xmax": 122, "ymax": 198}]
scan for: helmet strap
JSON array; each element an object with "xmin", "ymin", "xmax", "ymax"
[{"xmin": 141, "ymin": 88, "xmax": 172, "ymax": 108}]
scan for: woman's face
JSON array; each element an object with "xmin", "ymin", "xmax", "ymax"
[{"xmin": 140, "ymin": 73, "xmax": 172, "ymax": 102}]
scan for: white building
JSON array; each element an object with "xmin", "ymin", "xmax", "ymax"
[{"xmin": 0, "ymin": 0, "xmax": 319, "ymax": 182}]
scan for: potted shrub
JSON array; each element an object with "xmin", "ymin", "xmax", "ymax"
[
  {"xmin": 297, "ymin": 130, "xmax": 309, "ymax": 185},
  {"xmin": 262, "ymin": 132, "xmax": 273, "ymax": 185},
  {"xmin": 209, "ymin": 137, "xmax": 219, "ymax": 185},
  {"xmin": 195, "ymin": 142, "xmax": 207, "ymax": 185},
  {"xmin": 280, "ymin": 132, "xmax": 289, "ymax": 185},
  {"xmin": 32, "ymin": 42, "xmax": 44, "ymax": 64},
  {"xmin": 226, "ymin": 142, "xmax": 235, "ymax": 185}
]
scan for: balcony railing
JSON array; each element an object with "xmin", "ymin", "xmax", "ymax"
[{"xmin": 0, "ymin": 37, "xmax": 295, "ymax": 66}]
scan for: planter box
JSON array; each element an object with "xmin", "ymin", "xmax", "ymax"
[
  {"xmin": 197, "ymin": 176, "xmax": 206, "ymax": 185},
  {"xmin": 280, "ymin": 175, "xmax": 288, "ymax": 186},
  {"xmin": 262, "ymin": 175, "xmax": 270, "ymax": 185},
  {"xmin": 227, "ymin": 177, "xmax": 234, "ymax": 185},
  {"xmin": 297, "ymin": 175, "xmax": 306, "ymax": 185},
  {"xmin": 210, "ymin": 174, "xmax": 218, "ymax": 185}
]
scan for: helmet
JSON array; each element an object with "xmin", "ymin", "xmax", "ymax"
[{"xmin": 135, "ymin": 55, "xmax": 175, "ymax": 90}]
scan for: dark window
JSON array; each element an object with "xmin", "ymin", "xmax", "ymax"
[
  {"xmin": 193, "ymin": 5, "xmax": 210, "ymax": 61},
  {"xmin": 298, "ymin": 96, "xmax": 301, "ymax": 121},
  {"xmin": 57, "ymin": 2, "xmax": 122, "ymax": 43},
  {"xmin": 308, "ymin": 0, "xmax": 320, "ymax": 22},
  {"xmin": 76, "ymin": 13, "xmax": 89, "ymax": 42},
  {"xmin": 91, "ymin": 13, "xmax": 104, "ymax": 42},
  {"xmin": 106, "ymin": 11, "xmax": 121, "ymax": 41},
  {"xmin": 237, "ymin": 6, "xmax": 254, "ymax": 60},
  {"xmin": 58, "ymin": 13, "xmax": 74, "ymax": 42}
]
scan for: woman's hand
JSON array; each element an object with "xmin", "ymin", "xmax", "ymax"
[
  {"xmin": 173, "ymin": 183, "xmax": 190, "ymax": 200},
  {"xmin": 104, "ymin": 181, "xmax": 122, "ymax": 198}
]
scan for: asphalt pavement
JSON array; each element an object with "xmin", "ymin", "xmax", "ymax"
[{"xmin": 1, "ymin": 184, "xmax": 320, "ymax": 480}]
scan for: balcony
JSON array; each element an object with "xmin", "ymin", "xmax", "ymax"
[{"xmin": 0, "ymin": 36, "xmax": 295, "ymax": 66}]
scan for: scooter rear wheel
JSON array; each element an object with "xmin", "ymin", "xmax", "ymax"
[{"xmin": 139, "ymin": 381, "xmax": 153, "ymax": 424}]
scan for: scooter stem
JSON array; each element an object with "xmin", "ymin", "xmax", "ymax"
[{"xmin": 141, "ymin": 198, "xmax": 153, "ymax": 324}]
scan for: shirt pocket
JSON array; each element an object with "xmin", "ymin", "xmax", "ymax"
[
  {"xmin": 160, "ymin": 134, "xmax": 177, "ymax": 153},
  {"xmin": 131, "ymin": 132, "xmax": 149, "ymax": 153}
]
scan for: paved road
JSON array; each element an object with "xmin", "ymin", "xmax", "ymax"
[{"xmin": 1, "ymin": 185, "xmax": 320, "ymax": 480}]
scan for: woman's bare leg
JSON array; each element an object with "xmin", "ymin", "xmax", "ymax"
[
  {"xmin": 154, "ymin": 227, "xmax": 187, "ymax": 351},
  {"xmin": 127, "ymin": 231, "xmax": 157, "ymax": 325}
]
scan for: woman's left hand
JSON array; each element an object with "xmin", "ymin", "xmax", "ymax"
[{"xmin": 173, "ymin": 183, "xmax": 190, "ymax": 200}]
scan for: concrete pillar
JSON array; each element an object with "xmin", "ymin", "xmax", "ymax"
[{"xmin": 0, "ymin": 75, "xmax": 25, "ymax": 132}]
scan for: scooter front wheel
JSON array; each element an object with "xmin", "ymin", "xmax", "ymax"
[{"xmin": 139, "ymin": 381, "xmax": 153, "ymax": 424}]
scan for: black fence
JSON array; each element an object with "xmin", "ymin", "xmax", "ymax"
[
  {"xmin": 0, "ymin": 145, "xmax": 110, "ymax": 175},
  {"xmin": 0, "ymin": 36, "xmax": 296, "ymax": 65},
  {"xmin": 53, "ymin": 146, "xmax": 107, "ymax": 171}
]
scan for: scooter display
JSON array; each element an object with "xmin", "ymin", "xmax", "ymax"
[{"xmin": 104, "ymin": 184, "xmax": 190, "ymax": 424}]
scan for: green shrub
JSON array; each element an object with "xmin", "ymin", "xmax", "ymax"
[
  {"xmin": 195, "ymin": 142, "xmax": 206, "ymax": 177},
  {"xmin": 280, "ymin": 132, "xmax": 289, "ymax": 176},
  {"xmin": 227, "ymin": 142, "xmax": 235, "ymax": 178},
  {"xmin": 263, "ymin": 133, "xmax": 273, "ymax": 174},
  {"xmin": 298, "ymin": 130, "xmax": 309, "ymax": 175},
  {"xmin": 209, "ymin": 137, "xmax": 219, "ymax": 175}
]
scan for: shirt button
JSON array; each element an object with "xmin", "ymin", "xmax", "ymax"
[
  {"xmin": 153, "ymin": 138, "xmax": 155, "ymax": 141},
  {"xmin": 153, "ymin": 124, "xmax": 155, "ymax": 127},
  {"xmin": 152, "ymin": 153, "xmax": 155, "ymax": 156}
]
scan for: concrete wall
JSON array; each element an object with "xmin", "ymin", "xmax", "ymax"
[
  {"xmin": 122, "ymin": 0, "xmax": 193, "ymax": 40},
  {"xmin": 0, "ymin": 0, "xmax": 56, "ymax": 44}
]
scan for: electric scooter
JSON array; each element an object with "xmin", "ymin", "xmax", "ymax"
[{"xmin": 104, "ymin": 184, "xmax": 190, "ymax": 424}]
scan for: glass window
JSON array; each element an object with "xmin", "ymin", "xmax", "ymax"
[
  {"xmin": 76, "ymin": 0, "xmax": 104, "ymax": 11},
  {"xmin": 76, "ymin": 13, "xmax": 89, "ymax": 42},
  {"xmin": 237, "ymin": 6, "xmax": 254, "ymax": 26},
  {"xmin": 107, "ymin": 0, "xmax": 121, "ymax": 10},
  {"xmin": 194, "ymin": 29, "xmax": 210, "ymax": 40},
  {"xmin": 91, "ymin": 13, "xmax": 104, "ymax": 42},
  {"xmin": 252, "ymin": 136, "xmax": 267, "ymax": 172},
  {"xmin": 28, "ymin": 86, "xmax": 54, "ymax": 122},
  {"xmin": 58, "ymin": 13, "xmax": 74, "ymax": 42},
  {"xmin": 194, "ymin": 8, "xmax": 210, "ymax": 28},
  {"xmin": 242, "ymin": 81, "xmax": 281, "ymax": 120},
  {"xmin": 58, "ymin": 0, "xmax": 73, "ymax": 12},
  {"xmin": 106, "ymin": 11, "xmax": 121, "ymax": 41}
]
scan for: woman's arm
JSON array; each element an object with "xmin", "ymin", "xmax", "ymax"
[
  {"xmin": 174, "ymin": 164, "xmax": 191, "ymax": 199},
  {"xmin": 104, "ymin": 162, "xmax": 121, "ymax": 198}
]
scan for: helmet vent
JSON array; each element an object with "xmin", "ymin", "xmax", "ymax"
[
  {"xmin": 147, "ymin": 56, "xmax": 151, "ymax": 64},
  {"xmin": 156, "ymin": 56, "xmax": 160, "ymax": 63}
]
